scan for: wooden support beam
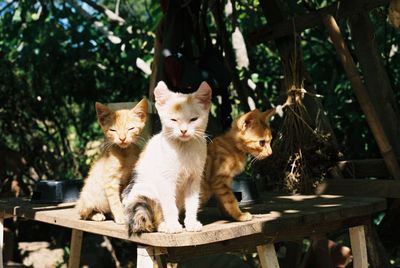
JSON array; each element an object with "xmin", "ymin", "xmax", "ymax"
[
  {"xmin": 364, "ymin": 223, "xmax": 391, "ymax": 268},
  {"xmin": 0, "ymin": 218, "xmax": 3, "ymax": 268},
  {"xmin": 316, "ymin": 179, "xmax": 400, "ymax": 198},
  {"xmin": 249, "ymin": 0, "xmax": 389, "ymax": 45},
  {"xmin": 257, "ymin": 243, "xmax": 280, "ymax": 268},
  {"xmin": 348, "ymin": 10, "xmax": 400, "ymax": 156},
  {"xmin": 68, "ymin": 229, "xmax": 83, "ymax": 268},
  {"xmin": 333, "ymin": 159, "xmax": 392, "ymax": 178},
  {"xmin": 349, "ymin": 225, "xmax": 368, "ymax": 268},
  {"xmin": 137, "ymin": 245, "xmax": 167, "ymax": 268},
  {"xmin": 323, "ymin": 15, "xmax": 400, "ymax": 180}
]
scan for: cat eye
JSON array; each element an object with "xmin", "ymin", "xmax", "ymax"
[
  {"xmin": 109, "ymin": 128, "xmax": 116, "ymax": 132},
  {"xmin": 171, "ymin": 119, "xmax": 177, "ymax": 122},
  {"xmin": 190, "ymin": 117, "xmax": 198, "ymax": 122},
  {"xmin": 259, "ymin": 140, "xmax": 266, "ymax": 147},
  {"xmin": 128, "ymin": 127, "xmax": 135, "ymax": 130}
]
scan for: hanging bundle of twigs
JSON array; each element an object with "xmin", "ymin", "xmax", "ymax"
[{"xmin": 265, "ymin": 32, "xmax": 338, "ymax": 194}]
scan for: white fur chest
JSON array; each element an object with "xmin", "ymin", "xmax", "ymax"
[{"xmin": 135, "ymin": 134, "xmax": 207, "ymax": 185}]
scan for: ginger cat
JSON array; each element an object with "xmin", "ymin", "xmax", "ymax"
[
  {"xmin": 201, "ymin": 108, "xmax": 275, "ymax": 221},
  {"xmin": 122, "ymin": 81, "xmax": 212, "ymax": 234},
  {"xmin": 76, "ymin": 99, "xmax": 148, "ymax": 224}
]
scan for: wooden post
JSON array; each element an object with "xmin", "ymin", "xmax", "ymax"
[
  {"xmin": 137, "ymin": 245, "xmax": 167, "ymax": 268},
  {"xmin": 348, "ymin": 10, "xmax": 400, "ymax": 156},
  {"xmin": 68, "ymin": 229, "xmax": 83, "ymax": 268},
  {"xmin": 349, "ymin": 226, "xmax": 368, "ymax": 268},
  {"xmin": 0, "ymin": 218, "xmax": 4, "ymax": 268},
  {"xmin": 257, "ymin": 243, "xmax": 280, "ymax": 268},
  {"xmin": 323, "ymin": 15, "xmax": 400, "ymax": 180}
]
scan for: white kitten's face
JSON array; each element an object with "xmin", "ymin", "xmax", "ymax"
[{"xmin": 154, "ymin": 81, "xmax": 212, "ymax": 142}]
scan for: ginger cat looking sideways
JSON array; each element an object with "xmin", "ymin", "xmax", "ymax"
[
  {"xmin": 76, "ymin": 99, "xmax": 148, "ymax": 224},
  {"xmin": 201, "ymin": 108, "xmax": 275, "ymax": 221}
]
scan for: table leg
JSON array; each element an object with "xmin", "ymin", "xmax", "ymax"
[
  {"xmin": 257, "ymin": 243, "xmax": 280, "ymax": 268},
  {"xmin": 0, "ymin": 217, "xmax": 4, "ymax": 268},
  {"xmin": 349, "ymin": 225, "xmax": 368, "ymax": 268},
  {"xmin": 137, "ymin": 245, "xmax": 167, "ymax": 268},
  {"xmin": 68, "ymin": 229, "xmax": 83, "ymax": 268}
]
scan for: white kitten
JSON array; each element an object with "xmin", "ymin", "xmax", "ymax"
[{"xmin": 122, "ymin": 81, "xmax": 212, "ymax": 234}]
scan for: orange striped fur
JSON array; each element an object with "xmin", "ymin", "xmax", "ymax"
[
  {"xmin": 201, "ymin": 108, "xmax": 275, "ymax": 221},
  {"xmin": 76, "ymin": 99, "xmax": 148, "ymax": 224}
]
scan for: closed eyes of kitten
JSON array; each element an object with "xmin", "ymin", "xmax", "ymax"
[{"xmin": 109, "ymin": 127, "xmax": 136, "ymax": 131}]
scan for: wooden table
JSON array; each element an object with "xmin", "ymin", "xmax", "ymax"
[{"xmin": 0, "ymin": 194, "xmax": 386, "ymax": 268}]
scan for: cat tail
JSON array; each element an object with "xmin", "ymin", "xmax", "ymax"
[{"xmin": 124, "ymin": 195, "xmax": 163, "ymax": 236}]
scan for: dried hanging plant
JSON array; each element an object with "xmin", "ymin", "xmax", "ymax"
[{"xmin": 260, "ymin": 32, "xmax": 339, "ymax": 194}]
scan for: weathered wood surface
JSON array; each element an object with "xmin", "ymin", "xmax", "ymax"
[
  {"xmin": 68, "ymin": 229, "xmax": 83, "ymax": 268},
  {"xmin": 257, "ymin": 243, "xmax": 280, "ymax": 268},
  {"xmin": 316, "ymin": 179, "xmax": 400, "ymax": 198},
  {"xmin": 334, "ymin": 159, "xmax": 392, "ymax": 178},
  {"xmin": 0, "ymin": 218, "xmax": 4, "ymax": 268},
  {"xmin": 0, "ymin": 194, "xmax": 386, "ymax": 248},
  {"xmin": 250, "ymin": 0, "xmax": 389, "ymax": 45},
  {"xmin": 349, "ymin": 226, "xmax": 368, "ymax": 268}
]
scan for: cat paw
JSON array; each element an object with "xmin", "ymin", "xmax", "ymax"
[
  {"xmin": 184, "ymin": 219, "xmax": 202, "ymax": 232},
  {"xmin": 91, "ymin": 213, "xmax": 106, "ymax": 221},
  {"xmin": 157, "ymin": 221, "xmax": 183, "ymax": 233},
  {"xmin": 236, "ymin": 212, "xmax": 253, "ymax": 222}
]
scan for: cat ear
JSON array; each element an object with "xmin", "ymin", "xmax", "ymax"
[
  {"xmin": 132, "ymin": 98, "xmax": 148, "ymax": 122},
  {"xmin": 95, "ymin": 102, "xmax": 112, "ymax": 125},
  {"xmin": 154, "ymin": 81, "xmax": 171, "ymax": 107},
  {"xmin": 194, "ymin": 81, "xmax": 212, "ymax": 110},
  {"xmin": 237, "ymin": 112, "xmax": 254, "ymax": 131},
  {"xmin": 263, "ymin": 108, "xmax": 275, "ymax": 123}
]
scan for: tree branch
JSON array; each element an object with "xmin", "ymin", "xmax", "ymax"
[
  {"xmin": 80, "ymin": 0, "xmax": 125, "ymax": 24},
  {"xmin": 66, "ymin": 0, "xmax": 122, "ymax": 44}
]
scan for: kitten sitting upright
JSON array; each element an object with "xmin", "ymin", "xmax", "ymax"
[
  {"xmin": 76, "ymin": 99, "xmax": 148, "ymax": 224},
  {"xmin": 200, "ymin": 109, "xmax": 275, "ymax": 221},
  {"xmin": 122, "ymin": 81, "xmax": 212, "ymax": 234}
]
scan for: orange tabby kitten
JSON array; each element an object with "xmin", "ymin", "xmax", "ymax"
[
  {"xmin": 201, "ymin": 108, "xmax": 275, "ymax": 221},
  {"xmin": 76, "ymin": 99, "xmax": 148, "ymax": 224}
]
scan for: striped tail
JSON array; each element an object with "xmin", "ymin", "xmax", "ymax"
[{"xmin": 124, "ymin": 195, "xmax": 163, "ymax": 236}]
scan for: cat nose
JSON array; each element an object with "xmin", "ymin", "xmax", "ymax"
[
  {"xmin": 119, "ymin": 137, "xmax": 126, "ymax": 142},
  {"xmin": 180, "ymin": 129, "xmax": 187, "ymax": 135}
]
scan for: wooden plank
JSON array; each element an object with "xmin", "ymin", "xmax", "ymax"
[
  {"xmin": 316, "ymin": 179, "xmax": 400, "ymax": 198},
  {"xmin": 0, "ymin": 195, "xmax": 386, "ymax": 248},
  {"xmin": 249, "ymin": 0, "xmax": 388, "ymax": 45},
  {"xmin": 137, "ymin": 245, "xmax": 167, "ymax": 268},
  {"xmin": 166, "ymin": 216, "xmax": 370, "ymax": 262},
  {"xmin": 334, "ymin": 159, "xmax": 391, "ymax": 178},
  {"xmin": 349, "ymin": 225, "xmax": 368, "ymax": 268},
  {"xmin": 68, "ymin": 229, "xmax": 83, "ymax": 268},
  {"xmin": 0, "ymin": 217, "xmax": 3, "ymax": 268},
  {"xmin": 257, "ymin": 243, "xmax": 280, "ymax": 268}
]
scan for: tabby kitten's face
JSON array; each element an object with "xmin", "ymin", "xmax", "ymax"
[
  {"xmin": 95, "ymin": 99, "xmax": 148, "ymax": 148},
  {"xmin": 235, "ymin": 109, "xmax": 275, "ymax": 160},
  {"xmin": 154, "ymin": 81, "xmax": 212, "ymax": 142}
]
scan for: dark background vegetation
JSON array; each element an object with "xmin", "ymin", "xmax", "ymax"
[{"xmin": 0, "ymin": 0, "xmax": 399, "ymax": 187}]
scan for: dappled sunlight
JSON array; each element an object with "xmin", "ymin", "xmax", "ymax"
[{"xmin": 314, "ymin": 203, "xmax": 342, "ymax": 208}]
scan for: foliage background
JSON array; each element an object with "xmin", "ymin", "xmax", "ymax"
[{"xmin": 0, "ymin": 0, "xmax": 399, "ymax": 189}]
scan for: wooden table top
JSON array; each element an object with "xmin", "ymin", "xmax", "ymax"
[{"xmin": 0, "ymin": 194, "xmax": 386, "ymax": 248}]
